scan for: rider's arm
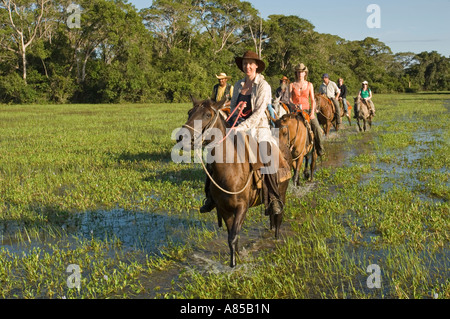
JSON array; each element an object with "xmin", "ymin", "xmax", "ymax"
[
  {"xmin": 289, "ymin": 83, "xmax": 295, "ymax": 105},
  {"xmin": 333, "ymin": 82, "xmax": 340, "ymax": 99},
  {"xmin": 234, "ymin": 75, "xmax": 271, "ymax": 132},
  {"xmin": 228, "ymin": 79, "xmax": 243, "ymax": 122},
  {"xmin": 309, "ymin": 83, "xmax": 316, "ymax": 113}
]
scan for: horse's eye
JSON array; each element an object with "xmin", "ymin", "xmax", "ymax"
[{"xmin": 204, "ymin": 112, "xmax": 212, "ymax": 119}]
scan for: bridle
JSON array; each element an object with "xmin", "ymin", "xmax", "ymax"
[
  {"xmin": 316, "ymin": 95, "xmax": 333, "ymax": 121},
  {"xmin": 279, "ymin": 115, "xmax": 308, "ymax": 161},
  {"xmin": 180, "ymin": 101, "xmax": 253, "ymax": 195},
  {"xmin": 279, "ymin": 114, "xmax": 300, "ymax": 152},
  {"xmin": 182, "ymin": 101, "xmax": 247, "ymax": 147},
  {"xmin": 182, "ymin": 104, "xmax": 222, "ymax": 145}
]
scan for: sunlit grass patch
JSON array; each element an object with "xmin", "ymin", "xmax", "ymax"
[{"xmin": 0, "ymin": 93, "xmax": 449, "ymax": 299}]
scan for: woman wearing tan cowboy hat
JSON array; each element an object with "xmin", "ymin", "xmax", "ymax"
[
  {"xmin": 290, "ymin": 63, "xmax": 325, "ymax": 156},
  {"xmin": 212, "ymin": 73, "xmax": 233, "ymax": 106},
  {"xmin": 200, "ymin": 50, "xmax": 287, "ymax": 217}
]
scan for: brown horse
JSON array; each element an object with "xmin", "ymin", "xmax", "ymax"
[
  {"xmin": 354, "ymin": 97, "xmax": 373, "ymax": 132},
  {"xmin": 178, "ymin": 97, "xmax": 290, "ymax": 267},
  {"xmin": 315, "ymin": 94, "xmax": 351, "ymax": 135},
  {"xmin": 276, "ymin": 113, "xmax": 316, "ymax": 186}
]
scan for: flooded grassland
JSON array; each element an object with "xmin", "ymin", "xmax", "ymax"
[{"xmin": 0, "ymin": 94, "xmax": 448, "ymax": 298}]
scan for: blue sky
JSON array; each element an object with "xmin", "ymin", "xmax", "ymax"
[{"xmin": 129, "ymin": 0, "xmax": 450, "ymax": 57}]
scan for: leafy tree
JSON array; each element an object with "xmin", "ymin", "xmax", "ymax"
[
  {"xmin": 0, "ymin": 0, "xmax": 52, "ymax": 84},
  {"xmin": 408, "ymin": 51, "xmax": 450, "ymax": 91},
  {"xmin": 0, "ymin": 0, "xmax": 449, "ymax": 104},
  {"xmin": 263, "ymin": 15, "xmax": 314, "ymax": 76}
]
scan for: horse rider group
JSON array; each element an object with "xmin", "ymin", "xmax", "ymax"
[{"xmin": 203, "ymin": 50, "xmax": 375, "ymax": 216}]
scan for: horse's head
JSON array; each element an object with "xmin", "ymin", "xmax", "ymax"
[
  {"xmin": 177, "ymin": 96, "xmax": 226, "ymax": 148},
  {"xmin": 272, "ymin": 94, "xmax": 281, "ymax": 108},
  {"xmin": 275, "ymin": 113, "xmax": 298, "ymax": 150},
  {"xmin": 315, "ymin": 93, "xmax": 327, "ymax": 109}
]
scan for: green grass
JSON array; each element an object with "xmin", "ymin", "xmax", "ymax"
[
  {"xmin": 177, "ymin": 93, "xmax": 450, "ymax": 299},
  {"xmin": 0, "ymin": 93, "xmax": 449, "ymax": 298}
]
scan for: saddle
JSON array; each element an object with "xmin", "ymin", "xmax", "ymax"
[
  {"xmin": 242, "ymin": 135, "xmax": 291, "ymax": 190},
  {"xmin": 327, "ymin": 97, "xmax": 335, "ymax": 114},
  {"xmin": 295, "ymin": 110, "xmax": 315, "ymax": 148},
  {"xmin": 280, "ymin": 102, "xmax": 290, "ymax": 114}
]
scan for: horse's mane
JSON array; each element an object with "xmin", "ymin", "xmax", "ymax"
[{"xmin": 276, "ymin": 112, "xmax": 302, "ymax": 127}]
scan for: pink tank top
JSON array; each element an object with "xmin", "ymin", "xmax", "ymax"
[{"xmin": 291, "ymin": 82, "xmax": 311, "ymax": 110}]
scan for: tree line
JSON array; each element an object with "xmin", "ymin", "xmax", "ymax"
[{"xmin": 1, "ymin": 0, "xmax": 449, "ymax": 104}]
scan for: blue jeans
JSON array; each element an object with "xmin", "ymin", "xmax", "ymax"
[
  {"xmin": 341, "ymin": 98, "xmax": 348, "ymax": 113},
  {"xmin": 267, "ymin": 104, "xmax": 276, "ymax": 126}
]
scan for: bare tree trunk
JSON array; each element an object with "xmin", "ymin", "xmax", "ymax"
[
  {"xmin": 2, "ymin": 0, "xmax": 50, "ymax": 85},
  {"xmin": 258, "ymin": 16, "xmax": 262, "ymax": 58},
  {"xmin": 21, "ymin": 49, "xmax": 26, "ymax": 84}
]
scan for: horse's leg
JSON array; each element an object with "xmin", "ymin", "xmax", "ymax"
[
  {"xmin": 303, "ymin": 153, "xmax": 309, "ymax": 180},
  {"xmin": 357, "ymin": 118, "xmax": 362, "ymax": 132},
  {"xmin": 217, "ymin": 211, "xmax": 222, "ymax": 228},
  {"xmin": 274, "ymin": 180, "xmax": 289, "ymax": 239},
  {"xmin": 228, "ymin": 205, "xmax": 246, "ymax": 267},
  {"xmin": 221, "ymin": 211, "xmax": 236, "ymax": 267},
  {"xmin": 292, "ymin": 159, "xmax": 300, "ymax": 186},
  {"xmin": 273, "ymin": 212, "xmax": 283, "ymax": 239},
  {"xmin": 295, "ymin": 155, "xmax": 305, "ymax": 186},
  {"xmin": 310, "ymin": 149, "xmax": 317, "ymax": 181}
]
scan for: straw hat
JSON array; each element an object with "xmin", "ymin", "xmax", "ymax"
[
  {"xmin": 216, "ymin": 73, "xmax": 231, "ymax": 80},
  {"xmin": 295, "ymin": 63, "xmax": 308, "ymax": 73},
  {"xmin": 235, "ymin": 50, "xmax": 266, "ymax": 73},
  {"xmin": 280, "ymin": 76, "xmax": 290, "ymax": 82}
]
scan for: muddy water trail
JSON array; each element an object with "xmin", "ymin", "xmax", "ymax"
[
  {"xmin": 112, "ymin": 125, "xmax": 372, "ymax": 297},
  {"xmin": 177, "ymin": 125, "xmax": 372, "ymax": 274}
]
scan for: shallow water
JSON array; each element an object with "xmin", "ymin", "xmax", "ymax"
[
  {"xmin": 1, "ymin": 110, "xmax": 448, "ymax": 298},
  {"xmin": 0, "ymin": 208, "xmax": 211, "ymax": 256}
]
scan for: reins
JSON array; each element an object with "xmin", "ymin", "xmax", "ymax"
[{"xmin": 183, "ymin": 101, "xmax": 254, "ymax": 195}]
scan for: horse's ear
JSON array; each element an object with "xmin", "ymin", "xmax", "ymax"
[
  {"xmin": 190, "ymin": 94, "xmax": 200, "ymax": 106},
  {"xmin": 213, "ymin": 96, "xmax": 227, "ymax": 110}
]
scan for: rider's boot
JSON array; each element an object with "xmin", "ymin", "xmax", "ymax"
[
  {"xmin": 200, "ymin": 167, "xmax": 216, "ymax": 213},
  {"xmin": 263, "ymin": 172, "xmax": 283, "ymax": 216},
  {"xmin": 200, "ymin": 196, "xmax": 215, "ymax": 213}
]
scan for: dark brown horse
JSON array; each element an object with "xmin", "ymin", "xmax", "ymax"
[
  {"xmin": 178, "ymin": 97, "xmax": 290, "ymax": 267},
  {"xmin": 276, "ymin": 113, "xmax": 317, "ymax": 186},
  {"xmin": 354, "ymin": 97, "xmax": 373, "ymax": 132},
  {"xmin": 315, "ymin": 94, "xmax": 351, "ymax": 135}
]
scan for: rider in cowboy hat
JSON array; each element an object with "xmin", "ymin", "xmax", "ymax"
[
  {"xmin": 290, "ymin": 63, "xmax": 325, "ymax": 156},
  {"xmin": 200, "ymin": 51, "xmax": 289, "ymax": 216},
  {"xmin": 212, "ymin": 73, "xmax": 234, "ymax": 107}
]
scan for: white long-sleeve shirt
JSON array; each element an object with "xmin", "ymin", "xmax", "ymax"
[{"xmin": 229, "ymin": 73, "xmax": 274, "ymax": 144}]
